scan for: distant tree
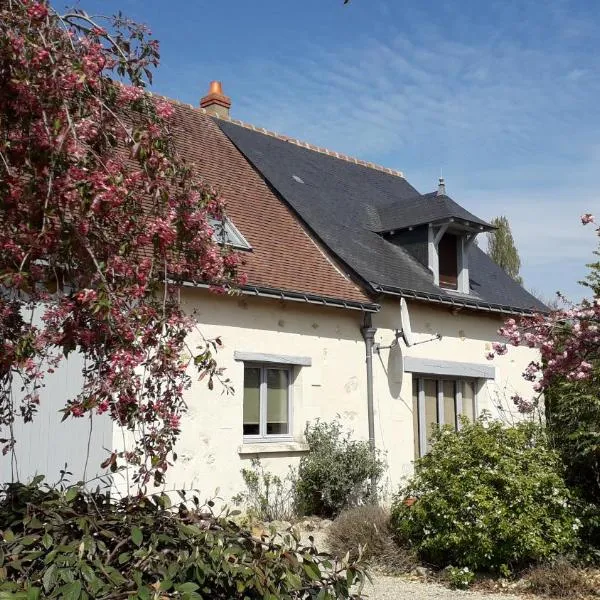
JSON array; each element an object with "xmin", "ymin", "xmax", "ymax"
[{"xmin": 487, "ymin": 216, "xmax": 523, "ymax": 284}]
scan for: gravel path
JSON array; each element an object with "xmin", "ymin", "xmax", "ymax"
[
  {"xmin": 361, "ymin": 575, "xmax": 524, "ymax": 600},
  {"xmin": 296, "ymin": 524, "xmax": 526, "ymax": 600}
]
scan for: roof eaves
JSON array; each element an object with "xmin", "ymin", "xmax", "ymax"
[
  {"xmin": 371, "ymin": 282, "xmax": 546, "ymax": 316},
  {"xmin": 181, "ymin": 280, "xmax": 380, "ymax": 313}
]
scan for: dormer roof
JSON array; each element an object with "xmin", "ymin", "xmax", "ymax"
[{"xmin": 373, "ymin": 192, "xmax": 494, "ymax": 234}]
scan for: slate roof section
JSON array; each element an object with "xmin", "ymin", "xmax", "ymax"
[
  {"xmin": 167, "ymin": 102, "xmax": 373, "ymax": 308},
  {"xmin": 217, "ymin": 119, "xmax": 547, "ymax": 314},
  {"xmin": 374, "ymin": 192, "xmax": 493, "ymax": 233}
]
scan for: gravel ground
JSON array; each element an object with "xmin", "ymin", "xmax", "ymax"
[
  {"xmin": 360, "ymin": 575, "xmax": 525, "ymax": 600},
  {"xmin": 297, "ymin": 525, "xmax": 526, "ymax": 600}
]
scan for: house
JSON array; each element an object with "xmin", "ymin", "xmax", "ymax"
[{"xmin": 1, "ymin": 81, "xmax": 545, "ymax": 501}]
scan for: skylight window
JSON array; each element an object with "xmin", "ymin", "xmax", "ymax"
[{"xmin": 209, "ymin": 217, "xmax": 252, "ymax": 251}]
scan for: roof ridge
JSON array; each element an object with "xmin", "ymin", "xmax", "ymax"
[
  {"xmin": 153, "ymin": 90, "xmax": 405, "ymax": 179},
  {"xmin": 211, "ymin": 111, "xmax": 405, "ymax": 178}
]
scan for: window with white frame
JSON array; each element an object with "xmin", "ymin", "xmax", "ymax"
[
  {"xmin": 243, "ymin": 365, "xmax": 292, "ymax": 439},
  {"xmin": 412, "ymin": 376, "xmax": 477, "ymax": 457}
]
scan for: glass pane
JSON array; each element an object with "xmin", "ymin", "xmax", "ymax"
[
  {"xmin": 424, "ymin": 379, "xmax": 437, "ymax": 451},
  {"xmin": 443, "ymin": 380, "xmax": 457, "ymax": 429},
  {"xmin": 267, "ymin": 369, "xmax": 289, "ymax": 435},
  {"xmin": 243, "ymin": 367, "xmax": 260, "ymax": 435},
  {"xmin": 412, "ymin": 381, "xmax": 420, "ymax": 458},
  {"xmin": 462, "ymin": 380, "xmax": 475, "ymax": 421}
]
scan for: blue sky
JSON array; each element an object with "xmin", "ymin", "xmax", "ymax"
[{"xmin": 66, "ymin": 0, "xmax": 599, "ymax": 301}]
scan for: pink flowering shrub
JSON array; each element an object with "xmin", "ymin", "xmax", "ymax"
[
  {"xmin": 487, "ymin": 216, "xmax": 600, "ymax": 413},
  {"xmin": 0, "ymin": 1, "xmax": 244, "ymax": 488},
  {"xmin": 488, "ymin": 215, "xmax": 600, "ymax": 554}
]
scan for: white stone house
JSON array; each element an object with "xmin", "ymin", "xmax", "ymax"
[{"xmin": 1, "ymin": 83, "xmax": 545, "ymax": 502}]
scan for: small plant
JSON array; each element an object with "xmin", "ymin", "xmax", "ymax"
[
  {"xmin": 446, "ymin": 566, "xmax": 475, "ymax": 589},
  {"xmin": 327, "ymin": 505, "xmax": 416, "ymax": 573},
  {"xmin": 526, "ymin": 559, "xmax": 600, "ymax": 598},
  {"xmin": 391, "ymin": 416, "xmax": 577, "ymax": 572},
  {"xmin": 232, "ymin": 458, "xmax": 297, "ymax": 522},
  {"xmin": 296, "ymin": 418, "xmax": 385, "ymax": 518}
]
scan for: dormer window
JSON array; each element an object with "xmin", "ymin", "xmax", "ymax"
[
  {"xmin": 428, "ymin": 224, "xmax": 477, "ymax": 294},
  {"xmin": 438, "ymin": 232, "xmax": 458, "ymax": 290},
  {"xmin": 371, "ymin": 179, "xmax": 494, "ymax": 296}
]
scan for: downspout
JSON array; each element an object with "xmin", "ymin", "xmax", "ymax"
[{"xmin": 361, "ymin": 313, "xmax": 377, "ymax": 497}]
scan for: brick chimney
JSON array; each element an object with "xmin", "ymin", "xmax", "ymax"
[{"xmin": 200, "ymin": 81, "xmax": 231, "ymax": 118}]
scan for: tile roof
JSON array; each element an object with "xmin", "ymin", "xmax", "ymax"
[
  {"xmin": 216, "ymin": 119, "xmax": 547, "ymax": 315},
  {"xmin": 167, "ymin": 101, "xmax": 373, "ymax": 308}
]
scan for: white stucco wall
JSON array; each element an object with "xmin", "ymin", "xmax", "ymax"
[
  {"xmin": 157, "ymin": 289, "xmax": 369, "ymax": 503},
  {"xmin": 3, "ymin": 289, "xmax": 539, "ymax": 506},
  {"xmin": 149, "ymin": 290, "xmax": 539, "ymax": 505},
  {"xmin": 372, "ymin": 299, "xmax": 540, "ymax": 495}
]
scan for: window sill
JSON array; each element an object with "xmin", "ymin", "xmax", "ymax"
[{"xmin": 238, "ymin": 441, "xmax": 309, "ymax": 455}]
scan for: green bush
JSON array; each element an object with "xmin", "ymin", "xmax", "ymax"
[
  {"xmin": 390, "ymin": 417, "xmax": 577, "ymax": 573},
  {"xmin": 545, "ymin": 366, "xmax": 600, "ymax": 560},
  {"xmin": 326, "ymin": 505, "xmax": 416, "ymax": 573},
  {"xmin": 296, "ymin": 418, "xmax": 385, "ymax": 518},
  {"xmin": 0, "ymin": 477, "xmax": 367, "ymax": 599}
]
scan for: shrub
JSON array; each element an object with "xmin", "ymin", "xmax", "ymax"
[
  {"xmin": 445, "ymin": 566, "xmax": 475, "ymax": 590},
  {"xmin": 296, "ymin": 418, "xmax": 385, "ymax": 518},
  {"xmin": 0, "ymin": 478, "xmax": 366, "ymax": 599},
  {"xmin": 326, "ymin": 505, "xmax": 416, "ymax": 573},
  {"xmin": 390, "ymin": 417, "xmax": 577, "ymax": 573},
  {"xmin": 526, "ymin": 559, "xmax": 600, "ymax": 597},
  {"xmin": 232, "ymin": 458, "xmax": 297, "ymax": 522}
]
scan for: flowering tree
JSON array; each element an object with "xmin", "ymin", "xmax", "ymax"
[
  {"xmin": 0, "ymin": 1, "xmax": 243, "ymax": 487},
  {"xmin": 487, "ymin": 214, "xmax": 599, "ymax": 413}
]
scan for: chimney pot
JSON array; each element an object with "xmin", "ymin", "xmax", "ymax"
[{"xmin": 200, "ymin": 80, "xmax": 231, "ymax": 118}]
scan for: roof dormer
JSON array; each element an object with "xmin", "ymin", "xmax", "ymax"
[{"xmin": 374, "ymin": 179, "xmax": 494, "ymax": 295}]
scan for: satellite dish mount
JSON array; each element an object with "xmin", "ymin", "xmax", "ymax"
[{"xmin": 374, "ymin": 298, "xmax": 441, "ymax": 353}]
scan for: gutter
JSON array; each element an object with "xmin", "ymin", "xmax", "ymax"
[
  {"xmin": 371, "ymin": 283, "xmax": 544, "ymax": 316},
  {"xmin": 180, "ymin": 280, "xmax": 380, "ymax": 313}
]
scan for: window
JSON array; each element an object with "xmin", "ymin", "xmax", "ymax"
[
  {"xmin": 243, "ymin": 365, "xmax": 292, "ymax": 439},
  {"xmin": 412, "ymin": 376, "xmax": 477, "ymax": 457},
  {"xmin": 209, "ymin": 217, "xmax": 252, "ymax": 251},
  {"xmin": 438, "ymin": 233, "xmax": 458, "ymax": 290}
]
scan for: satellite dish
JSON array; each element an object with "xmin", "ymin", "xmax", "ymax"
[
  {"xmin": 399, "ymin": 298, "xmax": 415, "ymax": 347},
  {"xmin": 374, "ymin": 298, "xmax": 441, "ymax": 354}
]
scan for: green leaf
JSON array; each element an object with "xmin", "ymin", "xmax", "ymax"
[
  {"xmin": 27, "ymin": 517, "xmax": 43, "ymax": 530},
  {"xmin": 118, "ymin": 552, "xmax": 131, "ymax": 564},
  {"xmin": 131, "ymin": 526, "xmax": 143, "ymax": 547},
  {"xmin": 2, "ymin": 530, "xmax": 14, "ymax": 542},
  {"xmin": 20, "ymin": 535, "xmax": 38, "ymax": 546},
  {"xmin": 303, "ymin": 561, "xmax": 321, "ymax": 581},
  {"xmin": 159, "ymin": 579, "xmax": 173, "ymax": 591},
  {"xmin": 175, "ymin": 582, "xmax": 199, "ymax": 593},
  {"xmin": 59, "ymin": 581, "xmax": 82, "ymax": 600},
  {"xmin": 41, "ymin": 533, "xmax": 53, "ymax": 549},
  {"xmin": 26, "ymin": 588, "xmax": 41, "ymax": 600},
  {"xmin": 65, "ymin": 487, "xmax": 79, "ymax": 503}
]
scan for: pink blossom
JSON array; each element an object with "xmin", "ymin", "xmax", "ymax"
[
  {"xmin": 27, "ymin": 3, "xmax": 48, "ymax": 20},
  {"xmin": 581, "ymin": 213, "xmax": 595, "ymax": 225},
  {"xmin": 155, "ymin": 100, "xmax": 174, "ymax": 120},
  {"xmin": 492, "ymin": 342, "xmax": 508, "ymax": 355}
]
